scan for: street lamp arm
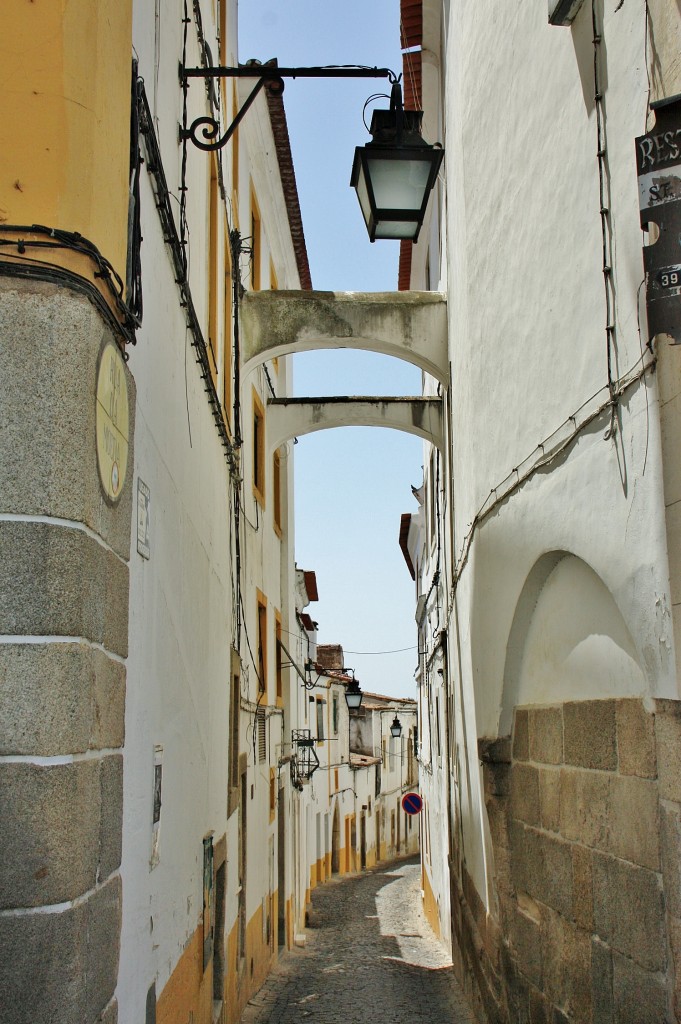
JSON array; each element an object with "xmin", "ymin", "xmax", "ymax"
[
  {"xmin": 182, "ymin": 63, "xmax": 398, "ymax": 82},
  {"xmin": 180, "ymin": 62, "xmax": 399, "ymax": 153}
]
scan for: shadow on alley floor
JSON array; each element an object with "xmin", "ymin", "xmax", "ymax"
[{"xmin": 238, "ymin": 857, "xmax": 476, "ymax": 1024}]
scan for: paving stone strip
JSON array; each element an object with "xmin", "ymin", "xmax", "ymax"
[{"xmin": 238, "ymin": 857, "xmax": 476, "ymax": 1024}]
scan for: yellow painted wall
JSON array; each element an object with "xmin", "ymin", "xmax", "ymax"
[
  {"xmin": 224, "ymin": 900, "xmax": 277, "ymax": 1024},
  {"xmin": 156, "ymin": 924, "xmax": 213, "ymax": 1024},
  {"xmin": 0, "ymin": 0, "xmax": 132, "ymax": 279},
  {"xmin": 422, "ymin": 864, "xmax": 441, "ymax": 939}
]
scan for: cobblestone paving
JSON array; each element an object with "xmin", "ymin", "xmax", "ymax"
[{"xmin": 238, "ymin": 858, "xmax": 476, "ymax": 1024}]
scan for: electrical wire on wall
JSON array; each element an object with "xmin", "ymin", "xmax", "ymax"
[
  {"xmin": 592, "ymin": 0, "xmax": 619, "ymax": 438},
  {"xmin": 446, "ymin": 350, "xmax": 655, "ymax": 613}
]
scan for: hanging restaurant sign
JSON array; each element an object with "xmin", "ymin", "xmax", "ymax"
[{"xmin": 636, "ymin": 95, "xmax": 681, "ymax": 345}]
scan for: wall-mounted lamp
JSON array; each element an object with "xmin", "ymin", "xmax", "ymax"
[
  {"xmin": 345, "ymin": 677, "xmax": 364, "ymax": 710},
  {"xmin": 390, "ymin": 715, "xmax": 403, "ymax": 739},
  {"xmin": 291, "ymin": 729, "xmax": 320, "ymax": 787},
  {"xmin": 351, "ymin": 82, "xmax": 444, "ymax": 243},
  {"xmin": 180, "ymin": 61, "xmax": 443, "ymax": 243}
]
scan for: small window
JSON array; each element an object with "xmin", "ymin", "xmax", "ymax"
[
  {"xmin": 273, "ymin": 449, "xmax": 282, "ymax": 535},
  {"xmin": 316, "ymin": 699, "xmax": 326, "ymax": 742},
  {"xmin": 269, "ymin": 769, "xmax": 276, "ymax": 822},
  {"xmin": 228, "ymin": 661, "xmax": 240, "ymax": 816},
  {"xmin": 257, "ymin": 706, "xmax": 266, "ymax": 763},
  {"xmin": 275, "ymin": 613, "xmax": 283, "ymax": 703},
  {"xmin": 332, "ymin": 693, "xmax": 339, "ymax": 735},
  {"xmin": 222, "ymin": 235, "xmax": 232, "ymax": 430},
  {"xmin": 252, "ymin": 389, "xmax": 265, "ymax": 505},
  {"xmin": 250, "ymin": 184, "xmax": 261, "ymax": 290},
  {"xmin": 256, "ymin": 591, "xmax": 267, "ymax": 695},
  {"xmin": 334, "ymin": 768, "xmax": 339, "ymax": 791},
  {"xmin": 202, "ymin": 836, "xmax": 214, "ymax": 970}
]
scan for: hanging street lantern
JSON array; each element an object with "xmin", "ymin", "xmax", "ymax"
[
  {"xmin": 390, "ymin": 715, "xmax": 403, "ymax": 738},
  {"xmin": 351, "ymin": 81, "xmax": 444, "ymax": 243},
  {"xmin": 345, "ymin": 677, "xmax": 364, "ymax": 710}
]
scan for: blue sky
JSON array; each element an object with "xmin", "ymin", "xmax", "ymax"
[{"xmin": 239, "ymin": 2, "xmax": 423, "ymax": 699}]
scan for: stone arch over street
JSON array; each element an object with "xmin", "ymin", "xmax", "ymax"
[
  {"xmin": 266, "ymin": 395, "xmax": 444, "ymax": 452},
  {"xmin": 241, "ymin": 290, "xmax": 449, "ymax": 385}
]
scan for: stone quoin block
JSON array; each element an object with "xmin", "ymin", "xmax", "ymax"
[
  {"xmin": 0, "ymin": 281, "xmax": 135, "ymax": 560},
  {"xmin": 668, "ymin": 914, "xmax": 681, "ymax": 1021},
  {"xmin": 591, "ymin": 851, "xmax": 666, "ymax": 972},
  {"xmin": 0, "ymin": 756, "xmax": 122, "ymax": 909},
  {"xmin": 655, "ymin": 699, "xmax": 681, "ymax": 803},
  {"xmin": 509, "ymin": 821, "xmax": 573, "ymax": 919},
  {"xmin": 539, "ymin": 906, "xmax": 591, "ymax": 1023},
  {"xmin": 560, "ymin": 768, "xmax": 659, "ymax": 869},
  {"xmin": 660, "ymin": 801, "xmax": 681, "ymax": 917},
  {"xmin": 513, "ymin": 708, "xmax": 530, "ymax": 761},
  {"xmin": 615, "ymin": 698, "xmax": 656, "ymax": 778},
  {"xmin": 98, "ymin": 1000, "xmax": 118, "ymax": 1024},
  {"xmin": 590, "ymin": 937, "xmax": 614, "ymax": 1024},
  {"xmin": 559, "ymin": 767, "xmax": 610, "ymax": 849},
  {"xmin": 538, "ymin": 767, "xmax": 561, "ymax": 833},
  {"xmin": 612, "ymin": 951, "xmax": 669, "ymax": 1024},
  {"xmin": 84, "ymin": 878, "xmax": 123, "ymax": 1022},
  {"xmin": 528, "ymin": 985, "xmax": 550, "ymax": 1024},
  {"xmin": 0, "ymin": 874, "xmax": 121, "ymax": 1024},
  {"xmin": 0, "ymin": 521, "xmax": 129, "ymax": 658},
  {"xmin": 563, "ymin": 700, "xmax": 617, "ymax": 771},
  {"xmin": 98, "ymin": 755, "xmax": 124, "ymax": 882},
  {"xmin": 504, "ymin": 960, "xmax": 531, "ymax": 1024},
  {"xmin": 509, "ymin": 904, "xmax": 543, "ymax": 988},
  {"xmin": 0, "ymin": 643, "xmax": 125, "ymax": 756},
  {"xmin": 528, "ymin": 706, "xmax": 563, "ymax": 765},
  {"xmin": 571, "ymin": 844, "xmax": 593, "ymax": 931},
  {"xmin": 605, "ymin": 773, "xmax": 659, "ymax": 870},
  {"xmin": 510, "ymin": 763, "xmax": 541, "ymax": 827}
]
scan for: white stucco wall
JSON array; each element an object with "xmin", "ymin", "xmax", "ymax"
[
  {"xmin": 119, "ymin": 0, "xmax": 307, "ymax": 1017},
  {"xmin": 411, "ymin": 0, "xmax": 677, "ymax": 935}
]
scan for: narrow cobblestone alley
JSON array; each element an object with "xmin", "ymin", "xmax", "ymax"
[{"xmin": 238, "ymin": 858, "xmax": 475, "ymax": 1024}]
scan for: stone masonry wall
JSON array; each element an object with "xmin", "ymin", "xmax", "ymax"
[
  {"xmin": 0, "ymin": 280, "xmax": 134, "ymax": 1024},
  {"xmin": 470, "ymin": 698, "xmax": 681, "ymax": 1023}
]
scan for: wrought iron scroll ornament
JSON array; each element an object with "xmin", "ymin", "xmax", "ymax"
[{"xmin": 180, "ymin": 61, "xmax": 398, "ymax": 154}]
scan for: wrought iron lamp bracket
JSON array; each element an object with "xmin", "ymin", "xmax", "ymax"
[{"xmin": 180, "ymin": 62, "xmax": 398, "ymax": 153}]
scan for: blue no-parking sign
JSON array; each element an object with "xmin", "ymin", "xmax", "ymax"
[{"xmin": 402, "ymin": 792, "xmax": 423, "ymax": 815}]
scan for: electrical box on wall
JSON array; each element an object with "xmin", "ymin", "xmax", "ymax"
[{"xmin": 548, "ymin": 0, "xmax": 586, "ymax": 25}]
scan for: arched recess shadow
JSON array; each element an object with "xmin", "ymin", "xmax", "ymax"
[{"xmin": 500, "ymin": 551, "xmax": 646, "ymax": 734}]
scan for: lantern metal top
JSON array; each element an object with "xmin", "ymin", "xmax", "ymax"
[{"xmin": 345, "ymin": 677, "xmax": 364, "ymax": 710}]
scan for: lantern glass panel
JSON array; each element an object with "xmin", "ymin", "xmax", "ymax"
[
  {"xmin": 354, "ymin": 163, "xmax": 373, "ymax": 228},
  {"xmin": 374, "ymin": 221, "xmax": 419, "ymax": 240},
  {"xmin": 365, "ymin": 153, "xmax": 432, "ymax": 212}
]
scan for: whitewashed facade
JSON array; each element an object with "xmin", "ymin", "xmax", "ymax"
[{"xmin": 400, "ymin": 0, "xmax": 681, "ymax": 1019}]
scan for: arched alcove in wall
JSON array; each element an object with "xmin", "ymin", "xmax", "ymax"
[{"xmin": 500, "ymin": 551, "xmax": 646, "ymax": 734}]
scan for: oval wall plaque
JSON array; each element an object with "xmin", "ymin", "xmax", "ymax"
[{"xmin": 95, "ymin": 341, "xmax": 129, "ymax": 502}]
